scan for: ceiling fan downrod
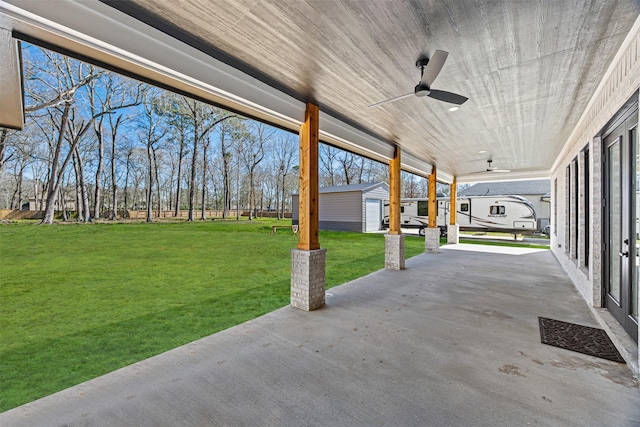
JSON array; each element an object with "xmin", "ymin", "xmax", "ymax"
[{"xmin": 415, "ymin": 58, "xmax": 430, "ymax": 96}]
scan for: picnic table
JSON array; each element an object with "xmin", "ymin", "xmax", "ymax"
[{"xmin": 271, "ymin": 225, "xmax": 299, "ymax": 236}]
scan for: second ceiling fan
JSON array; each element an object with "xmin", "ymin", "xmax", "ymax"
[
  {"xmin": 369, "ymin": 50, "xmax": 468, "ymax": 108},
  {"xmin": 483, "ymin": 159, "xmax": 510, "ymax": 173}
]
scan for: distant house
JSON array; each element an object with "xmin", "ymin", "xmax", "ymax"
[
  {"xmin": 458, "ymin": 179, "xmax": 551, "ymax": 228},
  {"xmin": 292, "ymin": 182, "xmax": 389, "ymax": 232}
]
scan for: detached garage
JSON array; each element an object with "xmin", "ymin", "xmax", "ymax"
[{"xmin": 292, "ymin": 182, "xmax": 389, "ymax": 232}]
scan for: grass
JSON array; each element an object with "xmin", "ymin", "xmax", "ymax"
[
  {"xmin": 0, "ymin": 219, "xmax": 428, "ymax": 412},
  {"xmin": 457, "ymin": 238, "xmax": 549, "ymax": 250}
]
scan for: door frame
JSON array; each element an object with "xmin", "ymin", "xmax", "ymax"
[{"xmin": 602, "ymin": 102, "xmax": 638, "ymax": 342}]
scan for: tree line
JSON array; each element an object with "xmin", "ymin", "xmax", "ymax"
[{"xmin": 0, "ymin": 44, "xmax": 436, "ymax": 224}]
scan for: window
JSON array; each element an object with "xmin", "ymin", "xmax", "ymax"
[
  {"xmin": 583, "ymin": 146, "xmax": 589, "ymax": 266},
  {"xmin": 417, "ymin": 201, "xmax": 428, "ymax": 216},
  {"xmin": 400, "ymin": 206, "xmax": 404, "ymax": 213},
  {"xmin": 566, "ymin": 165, "xmax": 571, "ymax": 253},
  {"xmin": 553, "ymin": 179, "xmax": 557, "ymax": 235},
  {"xmin": 490, "ymin": 205, "xmax": 505, "ymax": 215},
  {"xmin": 461, "ymin": 203, "xmax": 469, "ymax": 212},
  {"xmin": 573, "ymin": 157, "xmax": 579, "ymax": 259}
]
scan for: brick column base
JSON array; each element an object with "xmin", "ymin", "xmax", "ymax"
[
  {"xmin": 291, "ymin": 248, "xmax": 327, "ymax": 311},
  {"xmin": 447, "ymin": 224, "xmax": 459, "ymax": 244},
  {"xmin": 425, "ymin": 227, "xmax": 440, "ymax": 253},
  {"xmin": 385, "ymin": 233, "xmax": 405, "ymax": 270}
]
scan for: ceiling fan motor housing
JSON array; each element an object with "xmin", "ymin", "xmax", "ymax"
[
  {"xmin": 415, "ymin": 83, "xmax": 430, "ymax": 96},
  {"xmin": 416, "ymin": 58, "xmax": 430, "ymax": 68}
]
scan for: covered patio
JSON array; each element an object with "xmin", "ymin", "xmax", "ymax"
[
  {"xmin": 1, "ymin": 0, "xmax": 640, "ymax": 420},
  {"xmin": 1, "ymin": 245, "xmax": 637, "ymax": 426}
]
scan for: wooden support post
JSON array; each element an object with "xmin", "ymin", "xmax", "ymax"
[
  {"xmin": 449, "ymin": 176, "xmax": 457, "ymax": 225},
  {"xmin": 388, "ymin": 145, "xmax": 401, "ymax": 235},
  {"xmin": 297, "ymin": 103, "xmax": 320, "ymax": 251},
  {"xmin": 428, "ymin": 166, "xmax": 437, "ymax": 228},
  {"xmin": 385, "ymin": 145, "xmax": 405, "ymax": 269}
]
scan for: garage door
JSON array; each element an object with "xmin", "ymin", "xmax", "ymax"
[{"xmin": 365, "ymin": 199, "xmax": 381, "ymax": 232}]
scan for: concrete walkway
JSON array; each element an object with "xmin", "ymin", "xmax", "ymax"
[{"xmin": 2, "ymin": 245, "xmax": 639, "ymax": 426}]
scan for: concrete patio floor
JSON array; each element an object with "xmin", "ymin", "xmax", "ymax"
[{"xmin": 2, "ymin": 244, "xmax": 639, "ymax": 426}]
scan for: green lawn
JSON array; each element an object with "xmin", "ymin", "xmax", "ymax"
[
  {"xmin": 458, "ymin": 238, "xmax": 549, "ymax": 249},
  {"xmin": 0, "ymin": 220, "xmax": 427, "ymax": 411}
]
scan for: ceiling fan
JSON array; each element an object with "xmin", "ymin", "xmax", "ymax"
[
  {"xmin": 467, "ymin": 159, "xmax": 511, "ymax": 175},
  {"xmin": 369, "ymin": 50, "xmax": 468, "ymax": 108},
  {"xmin": 483, "ymin": 159, "xmax": 511, "ymax": 173}
]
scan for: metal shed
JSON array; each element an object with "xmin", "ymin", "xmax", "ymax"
[{"xmin": 292, "ymin": 182, "xmax": 389, "ymax": 232}]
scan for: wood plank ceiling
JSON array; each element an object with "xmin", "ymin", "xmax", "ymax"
[{"xmin": 106, "ymin": 0, "xmax": 639, "ymax": 180}]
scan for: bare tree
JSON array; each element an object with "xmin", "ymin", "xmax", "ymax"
[
  {"xmin": 217, "ymin": 118, "xmax": 244, "ymax": 218},
  {"xmin": 152, "ymin": 142, "xmax": 162, "ymax": 218},
  {"xmin": 108, "ymin": 113, "xmax": 124, "ymax": 219},
  {"xmin": 41, "ymin": 99, "xmax": 75, "ymax": 224},
  {"xmin": 21, "ymin": 48, "xmax": 142, "ymax": 224},
  {"xmin": 337, "ymin": 150, "xmax": 356, "ymax": 185},
  {"xmin": 162, "ymin": 97, "xmax": 235, "ymax": 221},
  {"xmin": 401, "ymin": 171, "xmax": 420, "ymax": 198},
  {"xmin": 72, "ymin": 144, "xmax": 91, "ymax": 221},
  {"xmin": 10, "ymin": 44, "xmax": 353, "ymax": 224},
  {"xmin": 121, "ymin": 143, "xmax": 138, "ymax": 214},
  {"xmin": 242, "ymin": 122, "xmax": 273, "ymax": 220},
  {"xmin": 89, "ymin": 75, "xmax": 143, "ymax": 220},
  {"xmin": 139, "ymin": 91, "xmax": 166, "ymax": 222},
  {"xmin": 200, "ymin": 131, "xmax": 211, "ymax": 220},
  {"xmin": 172, "ymin": 130, "xmax": 187, "ymax": 216},
  {"xmin": 185, "ymin": 99, "xmax": 235, "ymax": 221},
  {"xmin": 4, "ymin": 127, "xmax": 40, "ymax": 210},
  {"xmin": 320, "ymin": 144, "xmax": 338, "ymax": 186},
  {"xmin": 356, "ymin": 156, "xmax": 365, "ymax": 184},
  {"xmin": 28, "ymin": 54, "xmax": 104, "ymax": 224},
  {"xmin": 159, "ymin": 93, "xmax": 191, "ymax": 217},
  {"xmin": 273, "ymin": 134, "xmax": 297, "ymax": 220},
  {"xmin": 9, "ymin": 155, "xmax": 27, "ymax": 209},
  {"xmin": 0, "ymin": 128, "xmax": 16, "ymax": 175},
  {"xmin": 89, "ymin": 80, "xmax": 106, "ymax": 220}
]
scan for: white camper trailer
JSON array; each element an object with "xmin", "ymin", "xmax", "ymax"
[{"xmin": 382, "ymin": 195, "xmax": 537, "ymax": 236}]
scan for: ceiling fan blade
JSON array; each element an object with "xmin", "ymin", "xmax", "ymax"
[
  {"xmin": 492, "ymin": 169, "xmax": 511, "ymax": 173},
  {"xmin": 427, "ymin": 89, "xmax": 468, "ymax": 105},
  {"xmin": 420, "ymin": 50, "xmax": 448, "ymax": 87},
  {"xmin": 368, "ymin": 92, "xmax": 414, "ymax": 108}
]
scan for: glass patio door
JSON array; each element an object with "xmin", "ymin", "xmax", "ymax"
[{"xmin": 604, "ymin": 111, "xmax": 638, "ymax": 342}]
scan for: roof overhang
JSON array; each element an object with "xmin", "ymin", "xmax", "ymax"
[
  {"xmin": 2, "ymin": 0, "xmax": 638, "ymax": 185},
  {"xmin": 0, "ymin": 25, "xmax": 23, "ymax": 130}
]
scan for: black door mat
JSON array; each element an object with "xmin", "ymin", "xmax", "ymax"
[{"xmin": 538, "ymin": 317, "xmax": 625, "ymax": 363}]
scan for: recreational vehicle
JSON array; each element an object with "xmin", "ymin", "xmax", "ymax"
[{"xmin": 382, "ymin": 195, "xmax": 537, "ymax": 236}]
